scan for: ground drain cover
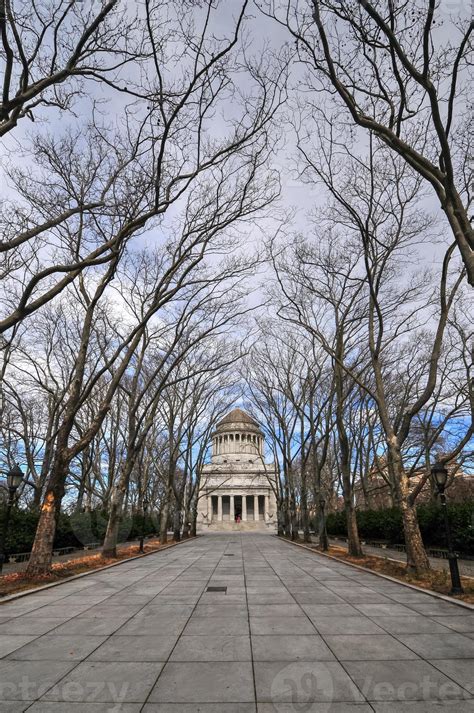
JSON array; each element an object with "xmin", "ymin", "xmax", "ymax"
[
  {"xmin": 224, "ymin": 554, "xmax": 235, "ymax": 556},
  {"xmin": 207, "ymin": 586, "xmax": 227, "ymax": 593}
]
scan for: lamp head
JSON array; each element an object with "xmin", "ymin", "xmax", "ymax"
[
  {"xmin": 7, "ymin": 463, "xmax": 23, "ymax": 491},
  {"xmin": 431, "ymin": 461, "xmax": 448, "ymax": 493}
]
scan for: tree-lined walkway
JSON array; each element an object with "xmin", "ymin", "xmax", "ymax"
[{"xmin": 0, "ymin": 533, "xmax": 473, "ymax": 711}]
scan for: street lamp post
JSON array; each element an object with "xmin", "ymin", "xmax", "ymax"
[
  {"xmin": 139, "ymin": 497, "xmax": 149, "ymax": 553},
  {"xmin": 431, "ymin": 462, "xmax": 464, "ymax": 595},
  {"xmin": 319, "ymin": 495, "xmax": 329, "ymax": 551},
  {"xmin": 0, "ymin": 464, "xmax": 24, "ymax": 574}
]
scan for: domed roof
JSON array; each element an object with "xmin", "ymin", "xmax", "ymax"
[{"xmin": 216, "ymin": 408, "xmax": 261, "ymax": 431}]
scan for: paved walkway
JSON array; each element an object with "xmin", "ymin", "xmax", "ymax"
[{"xmin": 0, "ymin": 533, "xmax": 473, "ymax": 712}]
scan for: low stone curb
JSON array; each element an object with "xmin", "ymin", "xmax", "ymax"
[
  {"xmin": 0, "ymin": 536, "xmax": 197, "ymax": 605},
  {"xmin": 279, "ymin": 535, "xmax": 474, "ymax": 611}
]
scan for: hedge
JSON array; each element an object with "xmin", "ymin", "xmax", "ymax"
[
  {"xmin": 0, "ymin": 507, "xmax": 159, "ymax": 556},
  {"xmin": 325, "ymin": 502, "xmax": 474, "ymax": 555}
]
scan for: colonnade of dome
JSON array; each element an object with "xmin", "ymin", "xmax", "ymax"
[{"xmin": 212, "ymin": 431, "xmax": 263, "ymax": 456}]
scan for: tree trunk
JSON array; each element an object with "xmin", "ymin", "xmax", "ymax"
[
  {"xmin": 283, "ymin": 504, "xmax": 290, "ymax": 538},
  {"xmin": 159, "ymin": 492, "xmax": 171, "ymax": 544},
  {"xmin": 25, "ymin": 292, "xmax": 105, "ymax": 574},
  {"xmin": 190, "ymin": 501, "xmax": 198, "ymax": 537},
  {"xmin": 401, "ymin": 499, "xmax": 430, "ymax": 572},
  {"xmin": 290, "ymin": 510, "xmax": 298, "ymax": 540},
  {"xmin": 31, "ymin": 407, "xmax": 56, "ymax": 513},
  {"xmin": 388, "ymin": 442, "xmax": 430, "ymax": 573},
  {"xmin": 102, "ymin": 453, "xmax": 135, "ymax": 558},
  {"xmin": 334, "ymin": 333, "xmax": 363, "ymax": 557},
  {"xmin": 317, "ymin": 496, "xmax": 329, "ymax": 550},
  {"xmin": 300, "ymin": 477, "xmax": 311, "ymax": 543},
  {"xmin": 312, "ymin": 451, "xmax": 329, "ymax": 550},
  {"xmin": 442, "ymin": 189, "xmax": 474, "ymax": 288},
  {"xmin": 32, "ymin": 484, "xmax": 43, "ymax": 511},
  {"xmin": 173, "ymin": 510, "xmax": 181, "ymax": 542},
  {"xmin": 26, "ymin": 452, "xmax": 67, "ymax": 575},
  {"xmin": 102, "ymin": 485, "xmax": 126, "ymax": 558},
  {"xmin": 289, "ymin": 487, "xmax": 298, "ymax": 540},
  {"xmin": 74, "ymin": 477, "xmax": 86, "ymax": 514},
  {"xmin": 181, "ymin": 505, "xmax": 190, "ymax": 538},
  {"xmin": 340, "ymin": 458, "xmax": 363, "ymax": 557},
  {"xmin": 25, "ymin": 491, "xmax": 59, "ymax": 575},
  {"xmin": 345, "ymin": 500, "xmax": 362, "ymax": 557},
  {"xmin": 277, "ymin": 501, "xmax": 284, "ymax": 536}
]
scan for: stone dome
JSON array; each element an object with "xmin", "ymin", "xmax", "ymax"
[
  {"xmin": 212, "ymin": 408, "xmax": 264, "ymax": 460},
  {"xmin": 216, "ymin": 408, "xmax": 261, "ymax": 432}
]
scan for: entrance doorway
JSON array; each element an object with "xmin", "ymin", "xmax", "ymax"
[{"xmin": 234, "ymin": 495, "xmax": 242, "ymax": 521}]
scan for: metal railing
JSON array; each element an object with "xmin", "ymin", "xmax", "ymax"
[
  {"xmin": 330, "ymin": 535, "xmax": 472, "ymax": 561},
  {"xmin": 5, "ymin": 542, "xmax": 102, "ymax": 564},
  {"xmin": 3, "ymin": 536, "xmax": 162, "ymax": 565}
]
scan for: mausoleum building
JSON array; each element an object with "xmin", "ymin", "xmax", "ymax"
[{"xmin": 197, "ymin": 408, "xmax": 277, "ymax": 531}]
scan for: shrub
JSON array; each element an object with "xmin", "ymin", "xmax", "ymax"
[
  {"xmin": 325, "ymin": 511, "xmax": 346, "ymax": 537},
  {"xmin": 0, "ymin": 507, "xmax": 159, "ymax": 556},
  {"xmin": 0, "ymin": 508, "xmax": 40, "ymax": 554},
  {"xmin": 326, "ymin": 501, "xmax": 474, "ymax": 555}
]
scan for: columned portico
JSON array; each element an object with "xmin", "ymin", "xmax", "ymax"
[{"xmin": 197, "ymin": 408, "xmax": 277, "ymax": 531}]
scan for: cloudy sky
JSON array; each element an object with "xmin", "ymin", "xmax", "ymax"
[{"xmin": 1, "ymin": 0, "xmax": 471, "ymax": 303}]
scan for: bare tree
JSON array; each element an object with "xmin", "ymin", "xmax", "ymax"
[
  {"xmin": 1, "ymin": 1, "xmax": 286, "ymax": 332},
  {"xmin": 0, "ymin": 1, "xmax": 141, "ymax": 137},
  {"xmin": 24, "ymin": 142, "xmax": 276, "ymax": 575},
  {"xmin": 245, "ymin": 326, "xmax": 309, "ymax": 540},
  {"xmin": 259, "ymin": 0, "xmax": 473, "ymax": 283},
  {"xmin": 269, "ymin": 231, "xmax": 368, "ymax": 556},
  {"xmin": 272, "ymin": 135, "xmax": 466, "ymax": 571},
  {"xmin": 102, "ymin": 291, "xmax": 252, "ymax": 557}
]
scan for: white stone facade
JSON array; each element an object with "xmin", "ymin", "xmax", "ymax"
[{"xmin": 197, "ymin": 409, "xmax": 278, "ymax": 531}]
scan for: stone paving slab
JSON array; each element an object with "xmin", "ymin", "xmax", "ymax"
[
  {"xmin": 6, "ymin": 634, "xmax": 107, "ymax": 661},
  {"xmin": 432, "ymin": 615, "xmax": 474, "ymax": 633},
  {"xmin": 343, "ymin": 659, "xmax": 467, "ymax": 701},
  {"xmin": 0, "ymin": 532, "xmax": 472, "ymax": 711},
  {"xmin": 170, "ymin": 634, "xmax": 252, "ymax": 662},
  {"xmin": 0, "ymin": 636, "xmax": 36, "ymax": 658},
  {"xmin": 27, "ymin": 705, "xmax": 141, "ymax": 712},
  {"xmin": 371, "ymin": 703, "xmax": 474, "ymax": 713},
  {"xmin": 143, "ymin": 705, "xmax": 256, "ymax": 713}
]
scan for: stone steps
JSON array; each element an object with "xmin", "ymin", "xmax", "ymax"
[{"xmin": 206, "ymin": 521, "xmax": 269, "ymax": 532}]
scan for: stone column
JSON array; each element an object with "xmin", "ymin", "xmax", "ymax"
[
  {"xmin": 217, "ymin": 495, "xmax": 223, "ymax": 522},
  {"xmin": 230, "ymin": 495, "xmax": 235, "ymax": 522},
  {"xmin": 254, "ymin": 494, "xmax": 259, "ymax": 521},
  {"xmin": 242, "ymin": 494, "xmax": 247, "ymax": 521},
  {"xmin": 208, "ymin": 495, "xmax": 213, "ymax": 523},
  {"xmin": 264, "ymin": 494, "xmax": 269, "ymax": 522}
]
